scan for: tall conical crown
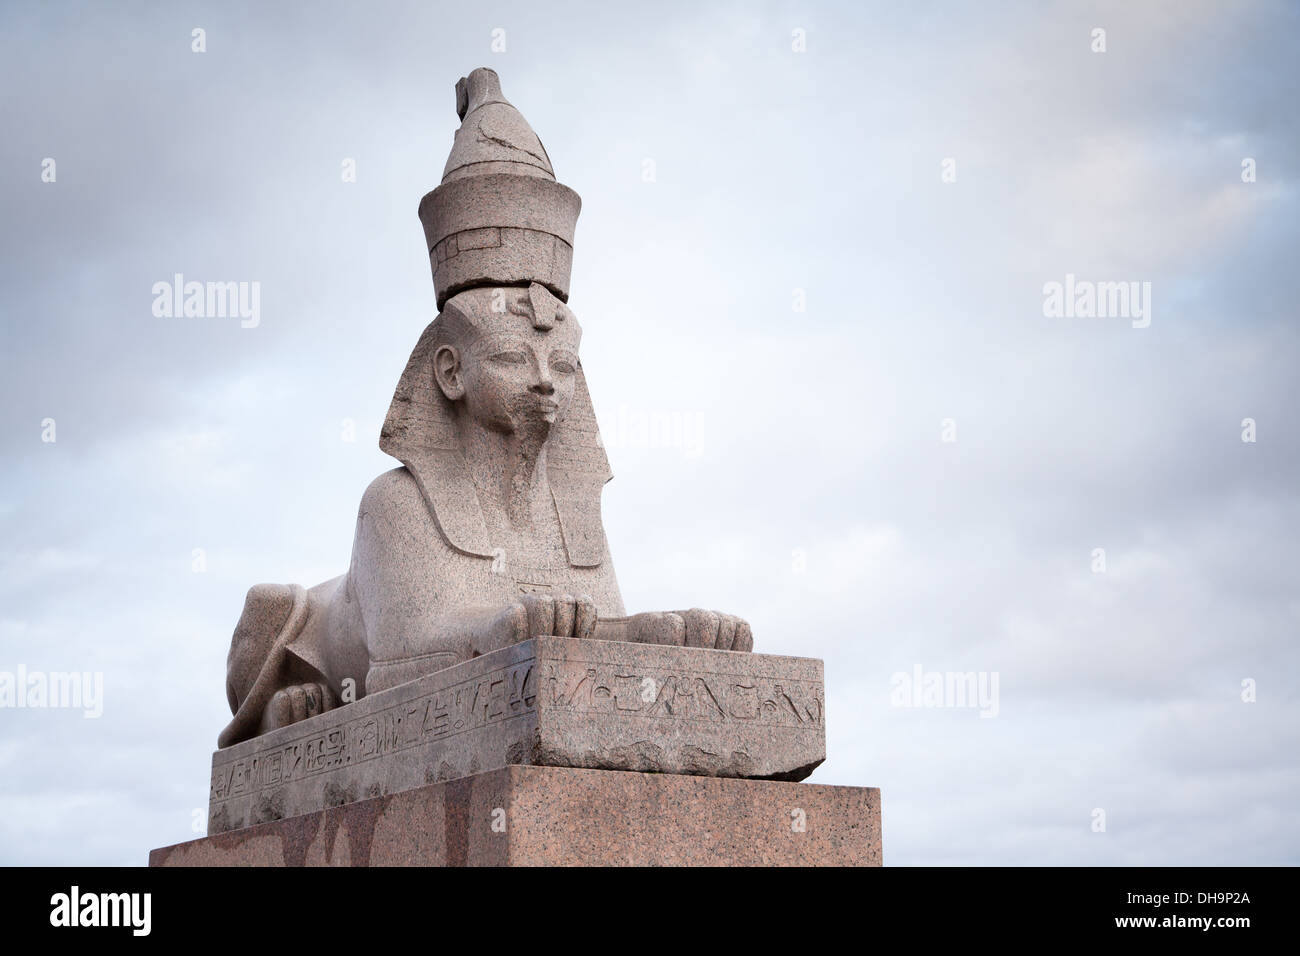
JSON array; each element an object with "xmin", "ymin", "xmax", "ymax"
[{"xmin": 418, "ymin": 68, "xmax": 581, "ymax": 308}]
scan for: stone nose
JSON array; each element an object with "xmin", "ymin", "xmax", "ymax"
[{"xmin": 532, "ymin": 359, "xmax": 555, "ymax": 394}]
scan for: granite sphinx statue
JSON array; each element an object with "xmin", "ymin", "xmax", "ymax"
[{"xmin": 220, "ymin": 68, "xmax": 751, "ymax": 748}]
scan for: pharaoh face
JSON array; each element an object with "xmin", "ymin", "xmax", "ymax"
[{"xmin": 433, "ymin": 286, "xmax": 582, "ymax": 436}]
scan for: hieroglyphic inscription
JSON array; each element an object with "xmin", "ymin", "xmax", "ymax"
[
  {"xmin": 543, "ymin": 660, "xmax": 823, "ymax": 728},
  {"xmin": 211, "ymin": 658, "xmax": 536, "ymax": 801}
]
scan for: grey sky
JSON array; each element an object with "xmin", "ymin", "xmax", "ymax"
[{"xmin": 1, "ymin": 0, "xmax": 1296, "ymax": 864}]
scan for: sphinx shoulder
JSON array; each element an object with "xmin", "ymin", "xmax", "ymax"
[
  {"xmin": 349, "ymin": 466, "xmax": 461, "ymax": 595},
  {"xmin": 356, "ymin": 466, "xmax": 431, "ymax": 530}
]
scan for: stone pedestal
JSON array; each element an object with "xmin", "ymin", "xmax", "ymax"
[
  {"xmin": 208, "ymin": 636, "xmax": 826, "ymax": 834},
  {"xmin": 169, "ymin": 636, "xmax": 880, "ymax": 866},
  {"xmin": 151, "ymin": 765, "xmax": 882, "ymax": 867}
]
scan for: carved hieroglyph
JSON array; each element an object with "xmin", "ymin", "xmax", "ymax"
[{"xmin": 210, "ymin": 637, "xmax": 825, "ymax": 833}]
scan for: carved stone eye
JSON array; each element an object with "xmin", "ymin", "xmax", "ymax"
[{"xmin": 491, "ymin": 350, "xmax": 527, "ymax": 366}]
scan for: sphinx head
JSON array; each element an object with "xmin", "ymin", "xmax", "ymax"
[
  {"xmin": 431, "ymin": 285, "xmax": 582, "ymax": 438},
  {"xmin": 380, "ymin": 281, "xmax": 610, "ymax": 564}
]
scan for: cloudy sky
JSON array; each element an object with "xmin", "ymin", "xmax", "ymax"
[{"xmin": 1, "ymin": 0, "xmax": 1296, "ymax": 865}]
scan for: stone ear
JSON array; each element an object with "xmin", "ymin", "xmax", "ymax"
[{"xmin": 433, "ymin": 344, "xmax": 465, "ymax": 401}]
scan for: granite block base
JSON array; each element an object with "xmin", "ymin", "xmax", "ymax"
[{"xmin": 154, "ymin": 765, "xmax": 881, "ymax": 867}]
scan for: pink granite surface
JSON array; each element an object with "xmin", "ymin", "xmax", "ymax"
[{"xmin": 153, "ymin": 766, "xmax": 881, "ymax": 867}]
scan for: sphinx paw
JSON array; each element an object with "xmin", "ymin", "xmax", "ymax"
[
  {"xmin": 674, "ymin": 609, "xmax": 752, "ymax": 651},
  {"xmin": 624, "ymin": 611, "xmax": 685, "ymax": 646},
  {"xmin": 263, "ymin": 681, "xmax": 336, "ymax": 731},
  {"xmin": 516, "ymin": 593, "xmax": 598, "ymax": 640}
]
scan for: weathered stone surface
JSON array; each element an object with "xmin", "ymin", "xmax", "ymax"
[
  {"xmin": 208, "ymin": 636, "xmax": 824, "ymax": 834},
  {"xmin": 422, "ymin": 66, "xmax": 579, "ymax": 307},
  {"xmin": 157, "ymin": 765, "xmax": 879, "ymax": 867},
  {"xmin": 167, "ymin": 67, "xmax": 881, "ymax": 870},
  {"xmin": 219, "ymin": 68, "xmax": 757, "ymax": 747},
  {"xmin": 529, "ymin": 636, "xmax": 822, "ymax": 779},
  {"xmin": 421, "ymin": 174, "xmax": 581, "ymax": 307}
]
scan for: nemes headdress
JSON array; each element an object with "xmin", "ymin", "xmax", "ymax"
[{"xmin": 382, "ymin": 69, "xmax": 611, "ymax": 568}]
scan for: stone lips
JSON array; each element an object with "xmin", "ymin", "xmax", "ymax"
[
  {"xmin": 158, "ymin": 766, "xmax": 882, "ymax": 867},
  {"xmin": 207, "ymin": 636, "xmax": 826, "ymax": 834},
  {"xmin": 419, "ymin": 172, "xmax": 581, "ymax": 308}
]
